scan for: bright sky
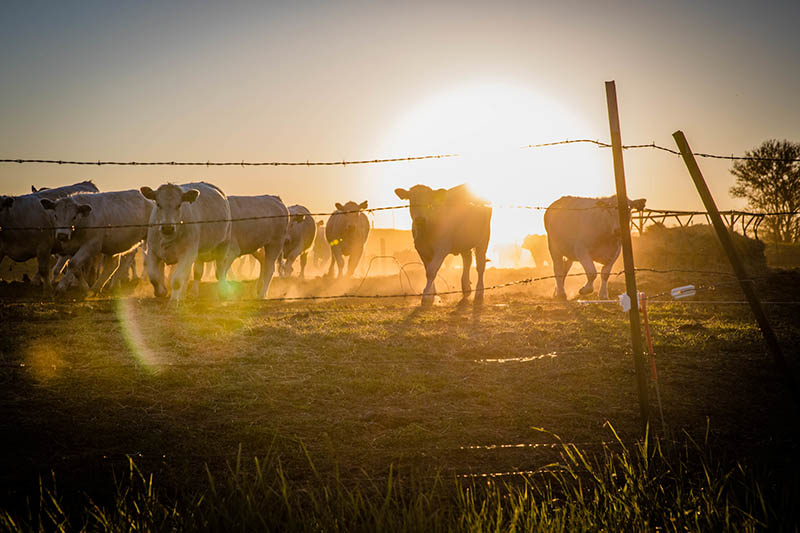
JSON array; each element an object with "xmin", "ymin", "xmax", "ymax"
[{"xmin": 2, "ymin": 1, "xmax": 798, "ymax": 244}]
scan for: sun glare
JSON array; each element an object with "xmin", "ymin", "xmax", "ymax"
[{"xmin": 376, "ymin": 82, "xmax": 611, "ymax": 246}]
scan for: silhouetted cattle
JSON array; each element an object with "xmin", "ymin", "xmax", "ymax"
[
  {"xmin": 395, "ymin": 184, "xmax": 491, "ymax": 305},
  {"xmin": 281, "ymin": 205, "xmax": 315, "ymax": 279},
  {"xmin": 326, "ymin": 201, "xmax": 370, "ymax": 278},
  {"xmin": 544, "ymin": 195, "xmax": 645, "ymax": 299}
]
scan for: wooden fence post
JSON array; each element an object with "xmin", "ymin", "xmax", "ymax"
[
  {"xmin": 673, "ymin": 130, "xmax": 798, "ymax": 404},
  {"xmin": 606, "ymin": 81, "xmax": 650, "ymax": 431}
]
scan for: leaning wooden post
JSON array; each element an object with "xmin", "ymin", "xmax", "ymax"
[
  {"xmin": 673, "ymin": 130, "xmax": 798, "ymax": 403},
  {"xmin": 606, "ymin": 81, "xmax": 650, "ymax": 430}
]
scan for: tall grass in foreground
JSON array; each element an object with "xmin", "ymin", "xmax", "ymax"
[{"xmin": 2, "ymin": 427, "xmax": 796, "ymax": 532}]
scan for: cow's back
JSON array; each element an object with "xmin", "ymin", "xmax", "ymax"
[
  {"xmin": 229, "ymin": 195, "xmax": 288, "ymax": 254},
  {"xmin": 68, "ymin": 190, "xmax": 152, "ymax": 255},
  {"xmin": 33, "ymin": 180, "xmax": 99, "ymax": 200}
]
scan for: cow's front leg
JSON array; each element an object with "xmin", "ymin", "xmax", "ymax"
[
  {"xmin": 215, "ymin": 241, "xmax": 240, "ymax": 299},
  {"xmin": 346, "ymin": 246, "xmax": 363, "ymax": 278},
  {"xmin": 421, "ymin": 250, "xmax": 448, "ymax": 307},
  {"xmin": 598, "ymin": 250, "xmax": 621, "ymax": 299},
  {"xmin": 57, "ymin": 246, "xmax": 100, "ymax": 294},
  {"xmin": 169, "ymin": 253, "xmax": 196, "ymax": 303},
  {"xmin": 36, "ymin": 246, "xmax": 53, "ymax": 297},
  {"xmin": 330, "ymin": 246, "xmax": 344, "ymax": 278},
  {"xmin": 474, "ymin": 245, "xmax": 487, "ymax": 304},
  {"xmin": 460, "ymin": 250, "xmax": 472, "ymax": 299},
  {"xmin": 90, "ymin": 253, "xmax": 121, "ymax": 294},
  {"xmin": 145, "ymin": 248, "xmax": 167, "ymax": 298},
  {"xmin": 257, "ymin": 241, "xmax": 282, "ymax": 299}
]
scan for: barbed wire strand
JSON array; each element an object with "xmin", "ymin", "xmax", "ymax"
[
  {"xmin": 3, "ymin": 138, "xmax": 800, "ymax": 166},
  {"xmin": 1, "ymin": 203, "xmax": 797, "ymax": 232}
]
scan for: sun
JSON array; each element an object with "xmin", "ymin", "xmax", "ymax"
[{"xmin": 373, "ymin": 81, "xmax": 611, "ymax": 246}]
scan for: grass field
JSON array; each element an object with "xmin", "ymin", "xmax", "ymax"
[{"xmin": 1, "ymin": 266, "xmax": 799, "ymax": 530}]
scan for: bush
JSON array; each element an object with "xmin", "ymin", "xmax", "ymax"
[{"xmin": 634, "ymin": 224, "xmax": 767, "ymax": 274}]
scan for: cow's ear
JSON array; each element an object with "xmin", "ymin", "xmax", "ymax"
[
  {"xmin": 181, "ymin": 189, "xmax": 200, "ymax": 204},
  {"xmin": 77, "ymin": 204, "xmax": 92, "ymax": 217},
  {"xmin": 358, "ymin": 200, "xmax": 368, "ymax": 210},
  {"xmin": 1, "ymin": 196, "xmax": 13, "ymax": 209},
  {"xmin": 335, "ymin": 202, "xmax": 344, "ymax": 211},
  {"xmin": 31, "ymin": 185, "xmax": 37, "ymax": 193},
  {"xmin": 630, "ymin": 198, "xmax": 646, "ymax": 211},
  {"xmin": 140, "ymin": 186, "xmax": 157, "ymax": 201},
  {"xmin": 40, "ymin": 198, "xmax": 56, "ymax": 210},
  {"xmin": 394, "ymin": 188, "xmax": 409, "ymax": 200}
]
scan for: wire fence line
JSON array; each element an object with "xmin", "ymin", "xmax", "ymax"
[
  {"xmin": 1, "ymin": 202, "xmax": 797, "ymax": 232},
  {"xmin": 0, "ymin": 266, "xmax": 781, "ymax": 305},
  {"xmin": 3, "ymin": 138, "xmax": 800, "ymax": 167}
]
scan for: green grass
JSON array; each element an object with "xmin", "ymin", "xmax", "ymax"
[{"xmin": 3, "ymin": 426, "xmax": 795, "ymax": 532}]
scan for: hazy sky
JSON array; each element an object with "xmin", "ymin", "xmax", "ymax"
[{"xmin": 2, "ymin": 1, "xmax": 798, "ymax": 242}]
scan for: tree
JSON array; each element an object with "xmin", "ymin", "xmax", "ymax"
[{"xmin": 730, "ymin": 139, "xmax": 800, "ymax": 242}]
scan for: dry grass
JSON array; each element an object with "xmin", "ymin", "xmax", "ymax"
[{"xmin": 0, "ymin": 266, "xmax": 798, "ymax": 528}]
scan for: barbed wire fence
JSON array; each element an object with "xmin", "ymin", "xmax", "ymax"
[{"xmin": 3, "ymin": 138, "xmax": 800, "ymax": 166}]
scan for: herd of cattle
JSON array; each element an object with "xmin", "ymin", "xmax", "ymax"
[{"xmin": 0, "ymin": 180, "xmax": 645, "ymax": 305}]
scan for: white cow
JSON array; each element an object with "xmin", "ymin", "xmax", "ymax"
[
  {"xmin": 205, "ymin": 194, "xmax": 288, "ymax": 299},
  {"xmin": 0, "ymin": 180, "xmax": 99, "ymax": 293},
  {"xmin": 325, "ymin": 201, "xmax": 370, "ymax": 278},
  {"xmin": 280, "ymin": 205, "xmax": 315, "ymax": 279},
  {"xmin": 395, "ymin": 184, "xmax": 492, "ymax": 306},
  {"xmin": 544, "ymin": 195, "xmax": 646, "ymax": 300},
  {"xmin": 40, "ymin": 190, "xmax": 152, "ymax": 294},
  {"xmin": 140, "ymin": 182, "xmax": 232, "ymax": 303}
]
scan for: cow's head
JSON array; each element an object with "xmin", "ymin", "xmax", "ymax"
[
  {"xmin": 394, "ymin": 185, "xmax": 448, "ymax": 232},
  {"xmin": 334, "ymin": 200, "xmax": 368, "ymax": 237},
  {"xmin": 140, "ymin": 183, "xmax": 199, "ymax": 237},
  {"xmin": 40, "ymin": 197, "xmax": 92, "ymax": 242}
]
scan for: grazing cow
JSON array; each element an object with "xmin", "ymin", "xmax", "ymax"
[
  {"xmin": 544, "ymin": 195, "xmax": 646, "ymax": 300},
  {"xmin": 210, "ymin": 194, "xmax": 288, "ymax": 299},
  {"xmin": 394, "ymin": 184, "xmax": 492, "ymax": 306},
  {"xmin": 326, "ymin": 201, "xmax": 370, "ymax": 278},
  {"xmin": 0, "ymin": 181, "xmax": 99, "ymax": 293},
  {"xmin": 280, "ymin": 205, "xmax": 315, "ymax": 279},
  {"xmin": 40, "ymin": 190, "xmax": 152, "ymax": 294},
  {"xmin": 522, "ymin": 234, "xmax": 549, "ymax": 269},
  {"xmin": 140, "ymin": 182, "xmax": 232, "ymax": 303},
  {"xmin": 311, "ymin": 220, "xmax": 330, "ymax": 269}
]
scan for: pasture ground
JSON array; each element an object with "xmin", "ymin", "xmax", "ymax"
[{"xmin": 1, "ymin": 266, "xmax": 799, "ymax": 529}]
